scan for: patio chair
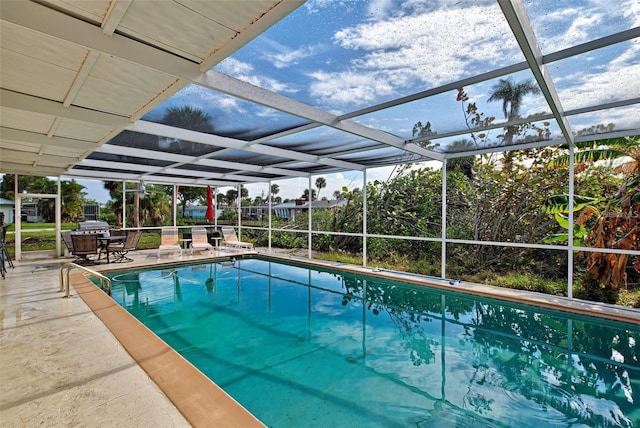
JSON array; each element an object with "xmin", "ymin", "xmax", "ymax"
[
  {"xmin": 61, "ymin": 231, "xmax": 75, "ymax": 256},
  {"xmin": 1, "ymin": 224, "xmax": 13, "ymax": 278},
  {"xmin": 108, "ymin": 230, "xmax": 142, "ymax": 263},
  {"xmin": 191, "ymin": 227, "xmax": 214, "ymax": 255},
  {"xmin": 157, "ymin": 227, "xmax": 182, "ymax": 258},
  {"xmin": 70, "ymin": 233, "xmax": 100, "ymax": 265},
  {"xmin": 220, "ymin": 226, "xmax": 253, "ymax": 249}
]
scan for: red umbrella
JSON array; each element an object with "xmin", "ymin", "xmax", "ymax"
[{"xmin": 205, "ymin": 185, "xmax": 215, "ymax": 222}]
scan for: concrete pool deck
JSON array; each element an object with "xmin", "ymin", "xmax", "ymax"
[{"xmin": 2, "ymin": 247, "xmax": 639, "ymax": 427}]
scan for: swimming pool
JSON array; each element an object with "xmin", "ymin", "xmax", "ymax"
[{"xmin": 102, "ymin": 256, "xmax": 640, "ymax": 427}]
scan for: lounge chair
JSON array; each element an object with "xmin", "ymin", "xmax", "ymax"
[
  {"xmin": 70, "ymin": 233, "xmax": 100, "ymax": 264},
  {"xmin": 220, "ymin": 226, "xmax": 253, "ymax": 249},
  {"xmin": 191, "ymin": 227, "xmax": 214, "ymax": 254},
  {"xmin": 157, "ymin": 227, "xmax": 182, "ymax": 258},
  {"xmin": 108, "ymin": 230, "xmax": 142, "ymax": 263}
]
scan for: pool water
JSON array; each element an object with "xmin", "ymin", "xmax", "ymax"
[{"xmin": 105, "ymin": 257, "xmax": 640, "ymax": 427}]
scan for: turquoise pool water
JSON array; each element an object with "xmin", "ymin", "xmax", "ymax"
[{"xmin": 104, "ymin": 257, "xmax": 640, "ymax": 427}]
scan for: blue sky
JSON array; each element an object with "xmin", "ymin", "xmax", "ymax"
[{"xmin": 84, "ymin": 0, "xmax": 640, "ymax": 204}]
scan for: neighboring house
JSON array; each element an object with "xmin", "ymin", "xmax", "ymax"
[
  {"xmin": 273, "ymin": 199, "xmax": 346, "ymax": 221},
  {"xmin": 241, "ymin": 205, "xmax": 269, "ymax": 221},
  {"xmin": 272, "ymin": 200, "xmax": 305, "ymax": 221},
  {"xmin": 0, "ymin": 198, "xmax": 15, "ymax": 224},
  {"xmin": 184, "ymin": 204, "xmax": 207, "ymax": 219},
  {"xmin": 184, "ymin": 204, "xmax": 219, "ymax": 220}
]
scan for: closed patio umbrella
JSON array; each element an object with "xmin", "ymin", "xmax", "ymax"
[{"xmin": 205, "ymin": 185, "xmax": 215, "ymax": 223}]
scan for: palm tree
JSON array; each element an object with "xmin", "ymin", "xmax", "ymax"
[
  {"xmin": 161, "ymin": 106, "xmax": 214, "ymax": 133},
  {"xmin": 270, "ymin": 184, "xmax": 279, "ymax": 199},
  {"xmin": 226, "ymin": 189, "xmax": 238, "ymax": 207},
  {"xmin": 302, "ymin": 188, "xmax": 317, "ymax": 201},
  {"xmin": 315, "ymin": 177, "xmax": 326, "ymax": 199},
  {"xmin": 159, "ymin": 106, "xmax": 215, "ymax": 156},
  {"xmin": 488, "ymin": 78, "xmax": 540, "ymax": 145},
  {"xmin": 240, "ymin": 186, "xmax": 249, "ymax": 201},
  {"xmin": 103, "ymin": 180, "xmax": 123, "ymax": 225}
]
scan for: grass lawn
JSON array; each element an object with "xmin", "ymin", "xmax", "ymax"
[{"xmin": 3, "ymin": 223, "xmax": 161, "ymax": 254}]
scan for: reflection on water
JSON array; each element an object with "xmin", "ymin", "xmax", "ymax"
[{"xmin": 105, "ymin": 258, "xmax": 640, "ymax": 427}]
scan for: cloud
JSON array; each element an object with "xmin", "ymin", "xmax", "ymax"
[
  {"xmin": 623, "ymin": 0, "xmax": 640, "ymax": 27},
  {"xmin": 216, "ymin": 57, "xmax": 297, "ymax": 94},
  {"xmin": 365, "ymin": 0, "xmax": 395, "ymax": 20},
  {"xmin": 272, "ymin": 46, "xmax": 319, "ymax": 69},
  {"xmin": 308, "ymin": 4, "xmax": 519, "ymax": 109}
]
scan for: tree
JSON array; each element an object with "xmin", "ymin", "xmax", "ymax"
[
  {"xmin": 61, "ymin": 179, "xmax": 86, "ymax": 222},
  {"xmin": 137, "ymin": 184, "xmax": 171, "ymax": 226},
  {"xmin": 226, "ymin": 189, "xmax": 238, "ymax": 206},
  {"xmin": 132, "ymin": 182, "xmax": 141, "ymax": 228},
  {"xmin": 447, "ymin": 139, "xmax": 476, "ymax": 180},
  {"xmin": 301, "ymin": 188, "xmax": 317, "ymax": 201},
  {"xmin": 1, "ymin": 175, "xmax": 56, "ymax": 200},
  {"xmin": 103, "ymin": 181, "xmax": 123, "ymax": 225},
  {"xmin": 161, "ymin": 106, "xmax": 214, "ymax": 133},
  {"xmin": 487, "ymin": 78, "xmax": 540, "ymax": 145},
  {"xmin": 270, "ymin": 184, "xmax": 279, "ymax": 201},
  {"xmin": 315, "ymin": 177, "xmax": 326, "ymax": 199},
  {"xmin": 240, "ymin": 186, "xmax": 249, "ymax": 201},
  {"xmin": 177, "ymin": 186, "xmax": 206, "ymax": 218}
]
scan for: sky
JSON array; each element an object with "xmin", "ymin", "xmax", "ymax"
[{"xmin": 79, "ymin": 0, "xmax": 639, "ymax": 204}]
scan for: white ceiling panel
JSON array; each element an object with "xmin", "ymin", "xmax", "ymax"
[
  {"xmin": 54, "ymin": 119, "xmax": 114, "ymax": 142},
  {"xmin": 73, "ymin": 75, "xmax": 163, "ymax": 116},
  {"xmin": 0, "ymin": 20, "xmax": 88, "ymax": 68},
  {"xmin": 90, "ymin": 55, "xmax": 176, "ymax": 93},
  {"xmin": 0, "ymin": 107, "xmax": 56, "ymax": 134},
  {"xmin": 115, "ymin": 1, "xmax": 243, "ymax": 62},
  {"xmin": 41, "ymin": 0, "xmax": 112, "ymax": 23},
  {"xmin": 0, "ymin": 48, "xmax": 78, "ymax": 101}
]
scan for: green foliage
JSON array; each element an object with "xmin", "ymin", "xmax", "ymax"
[
  {"xmin": 541, "ymin": 194, "xmax": 602, "ymax": 214},
  {"xmin": 0, "ymin": 175, "xmax": 89, "ymax": 223},
  {"xmin": 315, "ymin": 177, "xmax": 326, "ymax": 199},
  {"xmin": 61, "ymin": 179, "xmax": 86, "ymax": 222},
  {"xmin": 472, "ymin": 271, "xmax": 567, "ymax": 296},
  {"xmin": 301, "ymin": 188, "xmax": 317, "ymax": 201},
  {"xmin": 218, "ymin": 208, "xmax": 237, "ymax": 222},
  {"xmin": 100, "ymin": 212, "xmax": 117, "ymax": 225}
]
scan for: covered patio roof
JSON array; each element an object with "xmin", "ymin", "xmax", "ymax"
[{"xmin": 1, "ymin": 0, "xmax": 639, "ymax": 188}]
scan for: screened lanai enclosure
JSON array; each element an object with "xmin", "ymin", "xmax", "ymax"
[{"xmin": 1, "ymin": 1, "xmax": 639, "ymax": 300}]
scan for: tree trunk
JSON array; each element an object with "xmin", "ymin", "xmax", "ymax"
[{"xmin": 133, "ymin": 183, "xmax": 141, "ymax": 228}]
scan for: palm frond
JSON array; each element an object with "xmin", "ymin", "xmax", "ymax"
[
  {"xmin": 549, "ymin": 149, "xmax": 630, "ymax": 167},
  {"xmin": 540, "ymin": 233, "xmax": 568, "ymax": 244},
  {"xmin": 575, "ymin": 135, "xmax": 639, "ymax": 151},
  {"xmin": 541, "ymin": 194, "xmax": 601, "ymax": 214}
]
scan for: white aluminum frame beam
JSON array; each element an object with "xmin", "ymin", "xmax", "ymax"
[{"xmin": 499, "ymin": 0, "xmax": 574, "ymax": 145}]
